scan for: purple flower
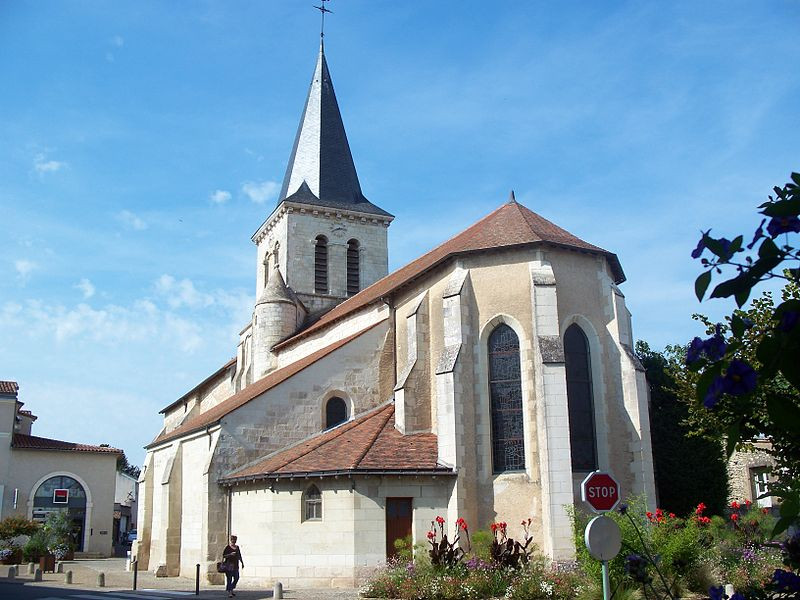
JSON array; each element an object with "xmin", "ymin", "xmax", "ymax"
[
  {"xmin": 618, "ymin": 503, "xmax": 629, "ymax": 515},
  {"xmin": 747, "ymin": 219, "xmax": 766, "ymax": 249},
  {"xmin": 691, "ymin": 232, "xmax": 708, "ymax": 259},
  {"xmin": 767, "ymin": 215, "xmax": 800, "ymax": 237},
  {"xmin": 708, "ymin": 585, "xmax": 725, "ymax": 600},
  {"xmin": 729, "ymin": 594, "xmax": 745, "ymax": 600},
  {"xmin": 772, "ymin": 569, "xmax": 800, "ymax": 593},
  {"xmin": 778, "ymin": 311, "xmax": 799, "ymax": 333},
  {"xmin": 686, "ymin": 337, "xmax": 706, "ymax": 365},
  {"xmin": 722, "ymin": 360, "xmax": 757, "ymax": 396},
  {"xmin": 704, "ymin": 334, "xmax": 727, "ymax": 361},
  {"xmin": 704, "ymin": 376, "xmax": 726, "ymax": 409}
]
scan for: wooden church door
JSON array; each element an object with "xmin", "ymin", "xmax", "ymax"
[{"xmin": 385, "ymin": 497, "xmax": 413, "ymax": 559}]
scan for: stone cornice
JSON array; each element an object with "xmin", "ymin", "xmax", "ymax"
[{"xmin": 251, "ymin": 201, "xmax": 393, "ymax": 246}]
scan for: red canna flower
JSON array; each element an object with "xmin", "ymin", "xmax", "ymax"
[
  {"xmin": 490, "ymin": 523, "xmax": 498, "ymax": 532},
  {"xmin": 435, "ymin": 516, "xmax": 445, "ymax": 525},
  {"xmin": 731, "ymin": 513, "xmax": 739, "ymax": 521},
  {"xmin": 669, "ymin": 513, "xmax": 676, "ymax": 519},
  {"xmin": 456, "ymin": 518, "xmax": 468, "ymax": 531},
  {"xmin": 695, "ymin": 503, "xmax": 706, "ymax": 515},
  {"xmin": 731, "ymin": 501, "xmax": 740, "ymax": 510},
  {"xmin": 427, "ymin": 530, "xmax": 436, "ymax": 540}
]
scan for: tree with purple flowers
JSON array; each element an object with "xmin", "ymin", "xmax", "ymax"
[{"xmin": 688, "ymin": 172, "xmax": 800, "ymax": 538}]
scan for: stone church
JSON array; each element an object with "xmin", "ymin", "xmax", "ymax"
[{"xmin": 135, "ymin": 43, "xmax": 656, "ymax": 587}]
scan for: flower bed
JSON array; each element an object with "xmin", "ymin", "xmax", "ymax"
[{"xmin": 361, "ymin": 500, "xmax": 798, "ymax": 600}]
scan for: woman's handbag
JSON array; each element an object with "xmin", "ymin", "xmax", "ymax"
[{"xmin": 216, "ymin": 561, "xmax": 229, "ymax": 573}]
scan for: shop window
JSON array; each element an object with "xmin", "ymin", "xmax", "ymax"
[
  {"xmin": 315, "ymin": 235, "xmax": 329, "ymax": 294},
  {"xmin": 488, "ymin": 324, "xmax": 525, "ymax": 473},
  {"xmin": 325, "ymin": 396, "xmax": 347, "ymax": 429},
  {"xmin": 564, "ymin": 324, "xmax": 597, "ymax": 472},
  {"xmin": 303, "ymin": 485, "xmax": 322, "ymax": 521},
  {"xmin": 347, "ymin": 239, "xmax": 360, "ymax": 296}
]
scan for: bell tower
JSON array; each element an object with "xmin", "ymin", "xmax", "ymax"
[{"xmin": 251, "ymin": 42, "xmax": 393, "ymax": 316}]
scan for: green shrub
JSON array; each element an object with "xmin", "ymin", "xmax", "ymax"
[{"xmin": 23, "ymin": 531, "xmax": 49, "ymax": 562}]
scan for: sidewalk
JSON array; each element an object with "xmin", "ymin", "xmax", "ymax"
[{"xmin": 1, "ymin": 560, "xmax": 362, "ymax": 599}]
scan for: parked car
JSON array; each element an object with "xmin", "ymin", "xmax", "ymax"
[{"xmin": 125, "ymin": 530, "xmax": 137, "ymax": 544}]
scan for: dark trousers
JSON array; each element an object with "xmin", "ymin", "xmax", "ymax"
[{"xmin": 225, "ymin": 569, "xmax": 239, "ymax": 591}]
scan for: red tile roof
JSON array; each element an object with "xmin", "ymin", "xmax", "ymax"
[
  {"xmin": 275, "ymin": 200, "xmax": 624, "ymax": 349},
  {"xmin": 18, "ymin": 409, "xmax": 37, "ymax": 421},
  {"xmin": 221, "ymin": 403, "xmax": 451, "ymax": 483},
  {"xmin": 12, "ymin": 433, "xmax": 122, "ymax": 454},
  {"xmin": 159, "ymin": 357, "xmax": 236, "ymax": 414},
  {"xmin": 146, "ymin": 319, "xmax": 387, "ymax": 449},
  {"xmin": 0, "ymin": 381, "xmax": 19, "ymax": 395}
]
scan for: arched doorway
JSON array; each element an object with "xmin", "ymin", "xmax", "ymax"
[{"xmin": 32, "ymin": 475, "xmax": 87, "ymax": 551}]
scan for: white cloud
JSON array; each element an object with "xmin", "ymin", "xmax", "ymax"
[
  {"xmin": 112, "ymin": 35, "xmax": 125, "ymax": 47},
  {"xmin": 241, "ymin": 180, "xmax": 280, "ymax": 204},
  {"xmin": 14, "ymin": 259, "xmax": 37, "ymax": 281},
  {"xmin": 33, "ymin": 153, "xmax": 66, "ymax": 174},
  {"xmin": 105, "ymin": 52, "xmax": 115, "ymax": 63},
  {"xmin": 117, "ymin": 210, "xmax": 147, "ymax": 231},
  {"xmin": 154, "ymin": 274, "xmax": 214, "ymax": 309},
  {"xmin": 75, "ymin": 278, "xmax": 96, "ymax": 299},
  {"xmin": 209, "ymin": 189, "xmax": 232, "ymax": 205}
]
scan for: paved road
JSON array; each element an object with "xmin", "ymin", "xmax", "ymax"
[{"xmin": 0, "ymin": 585, "xmax": 205, "ymax": 600}]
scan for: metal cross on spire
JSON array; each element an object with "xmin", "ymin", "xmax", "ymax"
[{"xmin": 314, "ymin": 0, "xmax": 333, "ymax": 43}]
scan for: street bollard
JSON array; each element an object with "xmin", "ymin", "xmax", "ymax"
[
  {"xmin": 132, "ymin": 559, "xmax": 138, "ymax": 590},
  {"xmin": 27, "ymin": 562, "xmax": 35, "ymax": 574},
  {"xmin": 7, "ymin": 566, "xmax": 15, "ymax": 580},
  {"xmin": 97, "ymin": 571, "xmax": 105, "ymax": 587},
  {"xmin": 33, "ymin": 567, "xmax": 42, "ymax": 582},
  {"xmin": 56, "ymin": 561, "xmax": 64, "ymax": 573},
  {"xmin": 65, "ymin": 570, "xmax": 73, "ymax": 584},
  {"xmin": 195, "ymin": 563, "xmax": 200, "ymax": 595},
  {"xmin": 274, "ymin": 581, "xmax": 284, "ymax": 599}
]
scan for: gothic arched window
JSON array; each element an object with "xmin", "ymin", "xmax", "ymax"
[
  {"xmin": 488, "ymin": 324, "xmax": 525, "ymax": 473},
  {"xmin": 325, "ymin": 396, "xmax": 347, "ymax": 429},
  {"xmin": 315, "ymin": 235, "xmax": 329, "ymax": 294},
  {"xmin": 564, "ymin": 323, "xmax": 597, "ymax": 472},
  {"xmin": 346, "ymin": 239, "xmax": 360, "ymax": 296},
  {"xmin": 263, "ymin": 254, "xmax": 270, "ymax": 286},
  {"xmin": 303, "ymin": 484, "xmax": 322, "ymax": 521}
]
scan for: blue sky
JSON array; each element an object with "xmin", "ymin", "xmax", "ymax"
[{"xmin": 1, "ymin": 0, "xmax": 798, "ymax": 465}]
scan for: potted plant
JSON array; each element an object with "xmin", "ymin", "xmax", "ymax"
[
  {"xmin": 0, "ymin": 515, "xmax": 39, "ymax": 564},
  {"xmin": 42, "ymin": 511, "xmax": 76, "ymax": 562}
]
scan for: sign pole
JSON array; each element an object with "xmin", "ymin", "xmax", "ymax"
[{"xmin": 601, "ymin": 560, "xmax": 610, "ymax": 600}]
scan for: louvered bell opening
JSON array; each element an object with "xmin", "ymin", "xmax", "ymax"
[
  {"xmin": 315, "ymin": 236, "xmax": 328, "ymax": 294},
  {"xmin": 346, "ymin": 239, "xmax": 360, "ymax": 296}
]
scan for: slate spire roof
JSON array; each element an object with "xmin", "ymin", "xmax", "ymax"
[{"xmin": 278, "ymin": 43, "xmax": 391, "ymax": 218}]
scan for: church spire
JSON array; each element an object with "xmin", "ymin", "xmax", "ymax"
[{"xmin": 277, "ymin": 44, "xmax": 391, "ymax": 217}]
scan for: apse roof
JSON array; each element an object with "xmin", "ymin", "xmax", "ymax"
[
  {"xmin": 220, "ymin": 402, "xmax": 452, "ymax": 484},
  {"xmin": 275, "ymin": 198, "xmax": 625, "ymax": 349},
  {"xmin": 277, "ymin": 45, "xmax": 391, "ymax": 218}
]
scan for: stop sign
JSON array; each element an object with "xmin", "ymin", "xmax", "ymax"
[{"xmin": 581, "ymin": 471, "xmax": 620, "ymax": 513}]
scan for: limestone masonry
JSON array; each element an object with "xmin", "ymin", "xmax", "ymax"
[{"xmin": 136, "ymin": 42, "xmax": 657, "ymax": 588}]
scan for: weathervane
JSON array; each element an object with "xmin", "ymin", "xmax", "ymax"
[{"xmin": 314, "ymin": 0, "xmax": 333, "ymax": 42}]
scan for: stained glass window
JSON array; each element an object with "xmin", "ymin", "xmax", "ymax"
[
  {"xmin": 564, "ymin": 324, "xmax": 597, "ymax": 471},
  {"xmin": 489, "ymin": 324, "xmax": 525, "ymax": 472},
  {"xmin": 304, "ymin": 485, "xmax": 322, "ymax": 521}
]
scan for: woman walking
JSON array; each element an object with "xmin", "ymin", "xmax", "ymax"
[{"xmin": 222, "ymin": 534, "xmax": 244, "ymax": 597}]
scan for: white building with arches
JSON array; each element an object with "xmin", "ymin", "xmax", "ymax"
[
  {"xmin": 136, "ymin": 43, "xmax": 656, "ymax": 587},
  {"xmin": 0, "ymin": 381, "xmax": 120, "ymax": 556}
]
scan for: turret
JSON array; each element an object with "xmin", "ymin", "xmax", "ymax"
[{"xmin": 252, "ymin": 268, "xmax": 305, "ymax": 378}]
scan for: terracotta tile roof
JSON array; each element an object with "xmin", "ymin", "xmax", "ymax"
[
  {"xmin": 18, "ymin": 409, "xmax": 37, "ymax": 421},
  {"xmin": 221, "ymin": 403, "xmax": 452, "ymax": 483},
  {"xmin": 12, "ymin": 433, "xmax": 122, "ymax": 454},
  {"xmin": 159, "ymin": 357, "xmax": 237, "ymax": 414},
  {"xmin": 0, "ymin": 381, "xmax": 19, "ymax": 395},
  {"xmin": 146, "ymin": 319, "xmax": 387, "ymax": 449},
  {"xmin": 275, "ymin": 200, "xmax": 624, "ymax": 349}
]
